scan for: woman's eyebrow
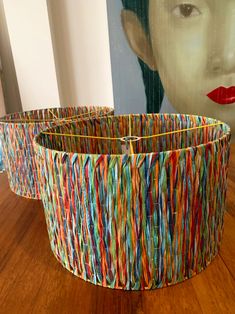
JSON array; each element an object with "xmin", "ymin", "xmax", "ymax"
[
  {"xmin": 164, "ymin": 0, "xmax": 213, "ymax": 8},
  {"xmin": 164, "ymin": 0, "xmax": 210, "ymax": 3}
]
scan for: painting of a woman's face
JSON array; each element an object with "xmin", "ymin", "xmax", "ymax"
[{"xmin": 122, "ymin": 0, "xmax": 235, "ymax": 133}]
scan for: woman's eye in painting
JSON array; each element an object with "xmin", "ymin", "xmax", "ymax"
[{"xmin": 172, "ymin": 4, "xmax": 201, "ymax": 18}]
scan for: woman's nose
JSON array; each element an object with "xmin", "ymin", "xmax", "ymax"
[{"xmin": 209, "ymin": 10, "xmax": 235, "ymax": 75}]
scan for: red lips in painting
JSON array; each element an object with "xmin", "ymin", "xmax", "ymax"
[{"xmin": 207, "ymin": 86, "xmax": 235, "ymax": 105}]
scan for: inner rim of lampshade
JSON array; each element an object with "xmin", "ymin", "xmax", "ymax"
[
  {"xmin": 0, "ymin": 106, "xmax": 113, "ymax": 124},
  {"xmin": 35, "ymin": 113, "xmax": 231, "ymax": 156}
]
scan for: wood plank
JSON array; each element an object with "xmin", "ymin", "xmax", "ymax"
[
  {"xmin": 191, "ymin": 257, "xmax": 235, "ymax": 314},
  {"xmin": 226, "ymin": 143, "xmax": 235, "ymax": 218},
  {"xmin": 226, "ymin": 178, "xmax": 235, "ymax": 218},
  {"xmin": 219, "ymin": 212, "xmax": 235, "ymax": 278}
]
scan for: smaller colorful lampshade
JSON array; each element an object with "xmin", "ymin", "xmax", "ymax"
[{"xmin": 0, "ymin": 106, "xmax": 113, "ymax": 199}]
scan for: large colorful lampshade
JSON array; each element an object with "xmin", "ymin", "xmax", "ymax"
[
  {"xmin": 34, "ymin": 114, "xmax": 231, "ymax": 290},
  {"xmin": 0, "ymin": 106, "xmax": 113, "ymax": 199},
  {"xmin": 0, "ymin": 137, "xmax": 4, "ymax": 172}
]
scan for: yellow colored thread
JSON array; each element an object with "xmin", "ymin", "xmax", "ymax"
[
  {"xmin": 49, "ymin": 109, "xmax": 59, "ymax": 120},
  {"xmin": 2, "ymin": 110, "xmax": 101, "ymax": 124},
  {"xmin": 53, "ymin": 110, "xmax": 98, "ymax": 122},
  {"xmin": 129, "ymin": 114, "xmax": 134, "ymax": 154},
  {"xmin": 42, "ymin": 132, "xmax": 123, "ymax": 141},
  {"xmin": 140, "ymin": 122, "xmax": 222, "ymax": 139},
  {"xmin": 41, "ymin": 122, "xmax": 223, "ymax": 141},
  {"xmin": 130, "ymin": 141, "xmax": 134, "ymax": 154}
]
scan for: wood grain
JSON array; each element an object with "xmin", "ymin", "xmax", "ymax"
[{"xmin": 0, "ymin": 144, "xmax": 235, "ymax": 314}]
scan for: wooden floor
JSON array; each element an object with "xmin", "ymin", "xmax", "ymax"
[{"xmin": 0, "ymin": 146, "xmax": 235, "ymax": 314}]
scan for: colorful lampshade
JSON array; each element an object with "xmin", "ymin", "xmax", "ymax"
[
  {"xmin": 0, "ymin": 106, "xmax": 113, "ymax": 199},
  {"xmin": 34, "ymin": 114, "xmax": 231, "ymax": 290},
  {"xmin": 0, "ymin": 137, "xmax": 4, "ymax": 173}
]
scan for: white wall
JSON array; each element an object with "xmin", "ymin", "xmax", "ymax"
[
  {"xmin": 0, "ymin": 0, "xmax": 22, "ymax": 114},
  {"xmin": 47, "ymin": 0, "xmax": 114, "ymax": 107},
  {"xmin": 3, "ymin": 0, "xmax": 60, "ymax": 111},
  {"xmin": 2, "ymin": 1, "xmax": 114, "ymax": 111}
]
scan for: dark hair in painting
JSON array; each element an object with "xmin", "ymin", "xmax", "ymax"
[{"xmin": 121, "ymin": 0, "xmax": 164, "ymax": 112}]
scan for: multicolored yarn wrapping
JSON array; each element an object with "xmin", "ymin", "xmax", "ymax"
[
  {"xmin": 0, "ymin": 137, "xmax": 4, "ymax": 172},
  {"xmin": 34, "ymin": 114, "xmax": 231, "ymax": 290},
  {"xmin": 0, "ymin": 106, "xmax": 113, "ymax": 199}
]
